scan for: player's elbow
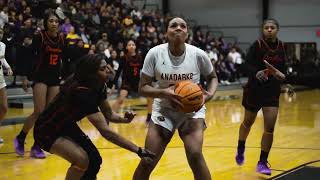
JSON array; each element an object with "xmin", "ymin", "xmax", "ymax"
[
  {"xmin": 138, "ymin": 85, "xmax": 146, "ymax": 96},
  {"xmin": 99, "ymin": 126, "xmax": 113, "ymax": 139}
]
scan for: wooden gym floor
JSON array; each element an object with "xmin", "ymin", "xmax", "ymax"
[{"xmin": 0, "ymin": 89, "xmax": 319, "ymax": 180}]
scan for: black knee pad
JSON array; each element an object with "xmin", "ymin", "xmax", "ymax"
[
  {"xmin": 80, "ymin": 136, "xmax": 102, "ymax": 180},
  {"xmin": 81, "ymin": 150, "xmax": 102, "ymax": 180},
  {"xmin": 89, "ymin": 151, "xmax": 102, "ymax": 171}
]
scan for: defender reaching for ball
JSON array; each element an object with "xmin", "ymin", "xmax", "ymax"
[{"xmin": 133, "ymin": 17, "xmax": 218, "ymax": 180}]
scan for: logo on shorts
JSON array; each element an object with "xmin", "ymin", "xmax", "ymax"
[{"xmin": 157, "ymin": 116, "xmax": 165, "ymax": 121}]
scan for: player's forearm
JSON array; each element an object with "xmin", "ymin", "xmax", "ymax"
[
  {"xmin": 0, "ymin": 58, "xmax": 11, "ymax": 69},
  {"xmin": 139, "ymin": 85, "xmax": 165, "ymax": 98},
  {"xmin": 109, "ymin": 113, "xmax": 129, "ymax": 123},
  {"xmin": 206, "ymin": 77, "xmax": 218, "ymax": 102}
]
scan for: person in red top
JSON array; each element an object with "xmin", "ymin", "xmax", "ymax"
[
  {"xmin": 14, "ymin": 11, "xmax": 66, "ymax": 158},
  {"xmin": 33, "ymin": 54, "xmax": 155, "ymax": 179},
  {"xmin": 112, "ymin": 40, "xmax": 143, "ymax": 112},
  {"xmin": 235, "ymin": 18, "xmax": 286, "ymax": 175}
]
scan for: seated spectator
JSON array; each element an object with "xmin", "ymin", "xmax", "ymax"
[
  {"xmin": 66, "ymin": 26, "xmax": 80, "ymax": 46},
  {"xmin": 123, "ymin": 15, "xmax": 133, "ymax": 27},
  {"xmin": 77, "ymin": 23, "xmax": 90, "ymax": 46},
  {"xmin": 206, "ymin": 45, "xmax": 218, "ymax": 63},
  {"xmin": 96, "ymin": 32, "xmax": 109, "ymax": 50},
  {"xmin": 227, "ymin": 47, "xmax": 243, "ymax": 80},
  {"xmin": 216, "ymin": 55, "xmax": 232, "ymax": 85},
  {"xmin": 61, "ymin": 17, "xmax": 72, "ymax": 35}
]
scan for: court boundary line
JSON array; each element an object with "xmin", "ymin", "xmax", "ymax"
[
  {"xmin": 267, "ymin": 160, "xmax": 320, "ymax": 180},
  {"xmin": 1, "ymin": 145, "xmax": 320, "ymax": 155}
]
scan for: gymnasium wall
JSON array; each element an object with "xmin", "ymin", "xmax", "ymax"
[{"xmin": 169, "ymin": 0, "xmax": 320, "ymax": 50}]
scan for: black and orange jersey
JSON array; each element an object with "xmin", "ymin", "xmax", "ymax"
[
  {"xmin": 118, "ymin": 54, "xmax": 143, "ymax": 84},
  {"xmin": 32, "ymin": 31, "xmax": 65, "ymax": 79},
  {"xmin": 34, "ymin": 83, "xmax": 107, "ymax": 139},
  {"xmin": 244, "ymin": 38, "xmax": 287, "ymax": 97}
]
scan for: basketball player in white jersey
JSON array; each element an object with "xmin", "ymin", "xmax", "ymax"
[
  {"xmin": 0, "ymin": 27, "xmax": 13, "ymax": 143},
  {"xmin": 133, "ymin": 17, "xmax": 218, "ymax": 180}
]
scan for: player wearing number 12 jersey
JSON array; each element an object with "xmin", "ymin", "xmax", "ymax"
[
  {"xmin": 14, "ymin": 11, "xmax": 66, "ymax": 159},
  {"xmin": 112, "ymin": 40, "xmax": 143, "ymax": 112}
]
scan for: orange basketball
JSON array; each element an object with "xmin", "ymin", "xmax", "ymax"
[{"xmin": 174, "ymin": 81, "xmax": 204, "ymax": 113}]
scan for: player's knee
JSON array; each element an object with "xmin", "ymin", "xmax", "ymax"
[
  {"xmin": 242, "ymin": 120, "xmax": 254, "ymax": 128},
  {"xmin": 264, "ymin": 128, "xmax": 274, "ymax": 134},
  {"xmin": 264, "ymin": 124, "xmax": 275, "ymax": 134},
  {"xmin": 186, "ymin": 150, "xmax": 203, "ymax": 163},
  {"xmin": 71, "ymin": 163, "xmax": 88, "ymax": 172},
  {"xmin": 75, "ymin": 155, "xmax": 89, "ymax": 172},
  {"xmin": 33, "ymin": 108, "xmax": 44, "ymax": 117},
  {"xmin": 139, "ymin": 159, "xmax": 157, "ymax": 172}
]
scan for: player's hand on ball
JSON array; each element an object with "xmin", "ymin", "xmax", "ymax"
[
  {"xmin": 198, "ymin": 85, "xmax": 214, "ymax": 104},
  {"xmin": 162, "ymin": 86, "xmax": 183, "ymax": 110},
  {"xmin": 137, "ymin": 147, "xmax": 156, "ymax": 163},
  {"xmin": 123, "ymin": 111, "xmax": 136, "ymax": 123}
]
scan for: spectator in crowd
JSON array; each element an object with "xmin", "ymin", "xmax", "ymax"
[{"xmin": 227, "ymin": 46, "xmax": 243, "ymax": 80}]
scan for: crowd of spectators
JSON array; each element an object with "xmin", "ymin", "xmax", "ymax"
[{"xmin": 1, "ymin": 0, "xmax": 248, "ymax": 90}]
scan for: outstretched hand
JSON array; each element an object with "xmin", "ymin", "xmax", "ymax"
[
  {"xmin": 123, "ymin": 111, "xmax": 136, "ymax": 123},
  {"xmin": 137, "ymin": 147, "xmax": 156, "ymax": 164}
]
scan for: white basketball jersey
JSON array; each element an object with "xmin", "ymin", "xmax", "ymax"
[{"xmin": 142, "ymin": 43, "xmax": 213, "ymax": 110}]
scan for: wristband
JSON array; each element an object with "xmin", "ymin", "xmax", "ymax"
[{"xmin": 137, "ymin": 147, "xmax": 143, "ymax": 157}]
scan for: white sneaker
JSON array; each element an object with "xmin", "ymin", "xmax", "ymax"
[{"xmin": 0, "ymin": 137, "xmax": 3, "ymax": 144}]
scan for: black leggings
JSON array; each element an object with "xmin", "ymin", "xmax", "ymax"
[{"xmin": 62, "ymin": 124, "xmax": 102, "ymax": 180}]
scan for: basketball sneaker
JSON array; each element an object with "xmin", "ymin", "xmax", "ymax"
[
  {"xmin": 256, "ymin": 161, "xmax": 271, "ymax": 175},
  {"xmin": 235, "ymin": 147, "xmax": 245, "ymax": 165},
  {"xmin": 30, "ymin": 145, "xmax": 46, "ymax": 159},
  {"xmin": 14, "ymin": 137, "xmax": 25, "ymax": 156}
]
